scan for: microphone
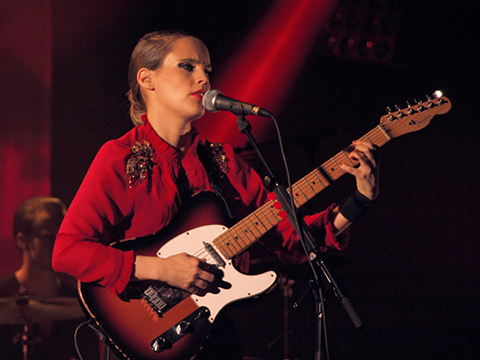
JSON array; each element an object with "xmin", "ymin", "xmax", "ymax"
[{"xmin": 202, "ymin": 89, "xmax": 273, "ymax": 117}]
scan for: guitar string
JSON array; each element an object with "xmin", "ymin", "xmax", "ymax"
[
  {"xmin": 210, "ymin": 114, "xmax": 411, "ymax": 256},
  {"xmin": 187, "ymin": 100, "xmax": 444, "ymax": 261},
  {"xmin": 287, "ymin": 97, "xmax": 446, "ymax": 202},
  {"xmin": 209, "ymin": 126, "xmax": 386, "ymax": 257}
]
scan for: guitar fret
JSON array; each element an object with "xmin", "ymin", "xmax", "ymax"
[
  {"xmin": 217, "ymin": 209, "xmax": 278, "ymax": 260},
  {"xmin": 255, "ymin": 207, "xmax": 275, "ymax": 229},
  {"xmin": 291, "ymin": 182, "xmax": 317, "ymax": 208},
  {"xmin": 321, "ymin": 158, "xmax": 343, "ymax": 182},
  {"xmin": 245, "ymin": 216, "xmax": 263, "ymax": 238},
  {"xmin": 230, "ymin": 225, "xmax": 248, "ymax": 248},
  {"xmin": 377, "ymin": 124, "xmax": 392, "ymax": 141},
  {"xmin": 310, "ymin": 170, "xmax": 327, "ymax": 190},
  {"xmin": 251, "ymin": 211, "xmax": 269, "ymax": 233},
  {"xmin": 295, "ymin": 183, "xmax": 311, "ymax": 204},
  {"xmin": 265, "ymin": 201, "xmax": 282, "ymax": 222},
  {"xmin": 222, "ymin": 230, "xmax": 242, "ymax": 252},
  {"xmin": 319, "ymin": 165, "xmax": 334, "ymax": 183},
  {"xmin": 225, "ymin": 228, "xmax": 242, "ymax": 250},
  {"xmin": 214, "ymin": 235, "xmax": 234, "ymax": 258},
  {"xmin": 302, "ymin": 177, "xmax": 317, "ymax": 195},
  {"xmin": 341, "ymin": 150, "xmax": 356, "ymax": 166},
  {"xmin": 363, "ymin": 134, "xmax": 373, "ymax": 145},
  {"xmin": 331, "ymin": 157, "xmax": 344, "ymax": 174},
  {"xmin": 365, "ymin": 127, "xmax": 388, "ymax": 147},
  {"xmin": 224, "ymin": 232, "xmax": 242, "ymax": 254},
  {"xmin": 237, "ymin": 219, "xmax": 256, "ymax": 244},
  {"xmin": 291, "ymin": 184, "xmax": 304, "ymax": 207},
  {"xmin": 225, "ymin": 236, "xmax": 240, "ymax": 258}
]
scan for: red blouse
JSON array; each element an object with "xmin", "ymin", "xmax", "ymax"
[{"xmin": 52, "ymin": 118, "xmax": 349, "ymax": 296}]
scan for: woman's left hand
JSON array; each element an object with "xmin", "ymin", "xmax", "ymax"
[{"xmin": 339, "ymin": 140, "xmax": 380, "ymax": 201}]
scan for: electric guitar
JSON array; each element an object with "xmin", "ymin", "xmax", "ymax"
[{"xmin": 78, "ymin": 95, "xmax": 451, "ymax": 359}]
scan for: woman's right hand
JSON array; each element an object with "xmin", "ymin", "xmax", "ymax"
[{"xmin": 134, "ymin": 253, "xmax": 216, "ymax": 294}]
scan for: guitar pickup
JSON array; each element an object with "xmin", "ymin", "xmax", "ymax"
[
  {"xmin": 150, "ymin": 307, "xmax": 210, "ymax": 353},
  {"xmin": 203, "ymin": 241, "xmax": 226, "ymax": 267}
]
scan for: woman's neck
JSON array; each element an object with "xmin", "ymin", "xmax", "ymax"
[{"xmin": 148, "ymin": 113, "xmax": 194, "ymax": 153}]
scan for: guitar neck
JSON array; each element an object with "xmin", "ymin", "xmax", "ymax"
[
  {"xmin": 212, "ymin": 93, "xmax": 453, "ymax": 259},
  {"xmin": 212, "ymin": 124, "xmax": 391, "ymax": 260}
]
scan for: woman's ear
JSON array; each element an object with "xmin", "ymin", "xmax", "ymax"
[{"xmin": 137, "ymin": 68, "xmax": 154, "ymax": 90}]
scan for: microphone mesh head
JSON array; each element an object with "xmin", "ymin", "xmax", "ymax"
[{"xmin": 202, "ymin": 89, "xmax": 222, "ymax": 113}]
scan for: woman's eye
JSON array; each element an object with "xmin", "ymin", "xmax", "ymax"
[
  {"xmin": 204, "ymin": 69, "xmax": 212, "ymax": 77},
  {"xmin": 180, "ymin": 63, "xmax": 194, "ymax": 71}
]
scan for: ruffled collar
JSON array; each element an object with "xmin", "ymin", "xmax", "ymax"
[{"xmin": 141, "ymin": 116, "xmax": 202, "ymax": 166}]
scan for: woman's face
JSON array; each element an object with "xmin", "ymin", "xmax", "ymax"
[{"xmin": 148, "ymin": 36, "xmax": 212, "ymax": 122}]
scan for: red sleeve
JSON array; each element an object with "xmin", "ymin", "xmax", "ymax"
[
  {"xmin": 52, "ymin": 141, "xmax": 135, "ymax": 296},
  {"xmin": 266, "ymin": 204, "xmax": 350, "ymax": 264}
]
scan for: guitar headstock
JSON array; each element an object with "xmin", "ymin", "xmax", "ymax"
[{"xmin": 380, "ymin": 92, "xmax": 451, "ymax": 139}]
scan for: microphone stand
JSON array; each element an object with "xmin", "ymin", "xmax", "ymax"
[{"xmin": 235, "ymin": 114, "xmax": 363, "ymax": 360}]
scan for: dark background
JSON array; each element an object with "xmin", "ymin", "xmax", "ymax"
[{"xmin": 49, "ymin": 1, "xmax": 479, "ymax": 359}]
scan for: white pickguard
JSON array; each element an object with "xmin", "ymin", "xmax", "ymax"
[{"xmin": 156, "ymin": 224, "xmax": 277, "ymax": 323}]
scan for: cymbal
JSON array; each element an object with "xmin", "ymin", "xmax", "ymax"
[{"xmin": 0, "ymin": 295, "xmax": 85, "ymax": 325}]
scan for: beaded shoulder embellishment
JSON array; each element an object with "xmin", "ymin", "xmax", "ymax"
[
  {"xmin": 126, "ymin": 140, "xmax": 154, "ymax": 188},
  {"xmin": 209, "ymin": 142, "xmax": 230, "ymax": 178}
]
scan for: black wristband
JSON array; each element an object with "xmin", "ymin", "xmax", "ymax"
[{"xmin": 338, "ymin": 190, "xmax": 375, "ymax": 223}]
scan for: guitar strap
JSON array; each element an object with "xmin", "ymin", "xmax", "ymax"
[{"xmin": 197, "ymin": 140, "xmax": 235, "ymax": 220}]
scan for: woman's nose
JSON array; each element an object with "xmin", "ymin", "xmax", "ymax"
[{"xmin": 197, "ymin": 70, "xmax": 209, "ymax": 85}]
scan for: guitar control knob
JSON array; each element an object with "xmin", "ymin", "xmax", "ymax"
[
  {"xmin": 151, "ymin": 337, "xmax": 167, "ymax": 352},
  {"xmin": 176, "ymin": 321, "xmax": 194, "ymax": 336},
  {"xmin": 194, "ymin": 306, "xmax": 210, "ymax": 321}
]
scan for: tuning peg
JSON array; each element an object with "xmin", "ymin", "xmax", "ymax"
[
  {"xmin": 425, "ymin": 95, "xmax": 435, "ymax": 108},
  {"xmin": 394, "ymin": 105, "xmax": 405, "ymax": 118},
  {"xmin": 386, "ymin": 107, "xmax": 395, "ymax": 121},
  {"xmin": 426, "ymin": 95, "xmax": 434, "ymax": 108},
  {"xmin": 406, "ymin": 101, "xmax": 415, "ymax": 114}
]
